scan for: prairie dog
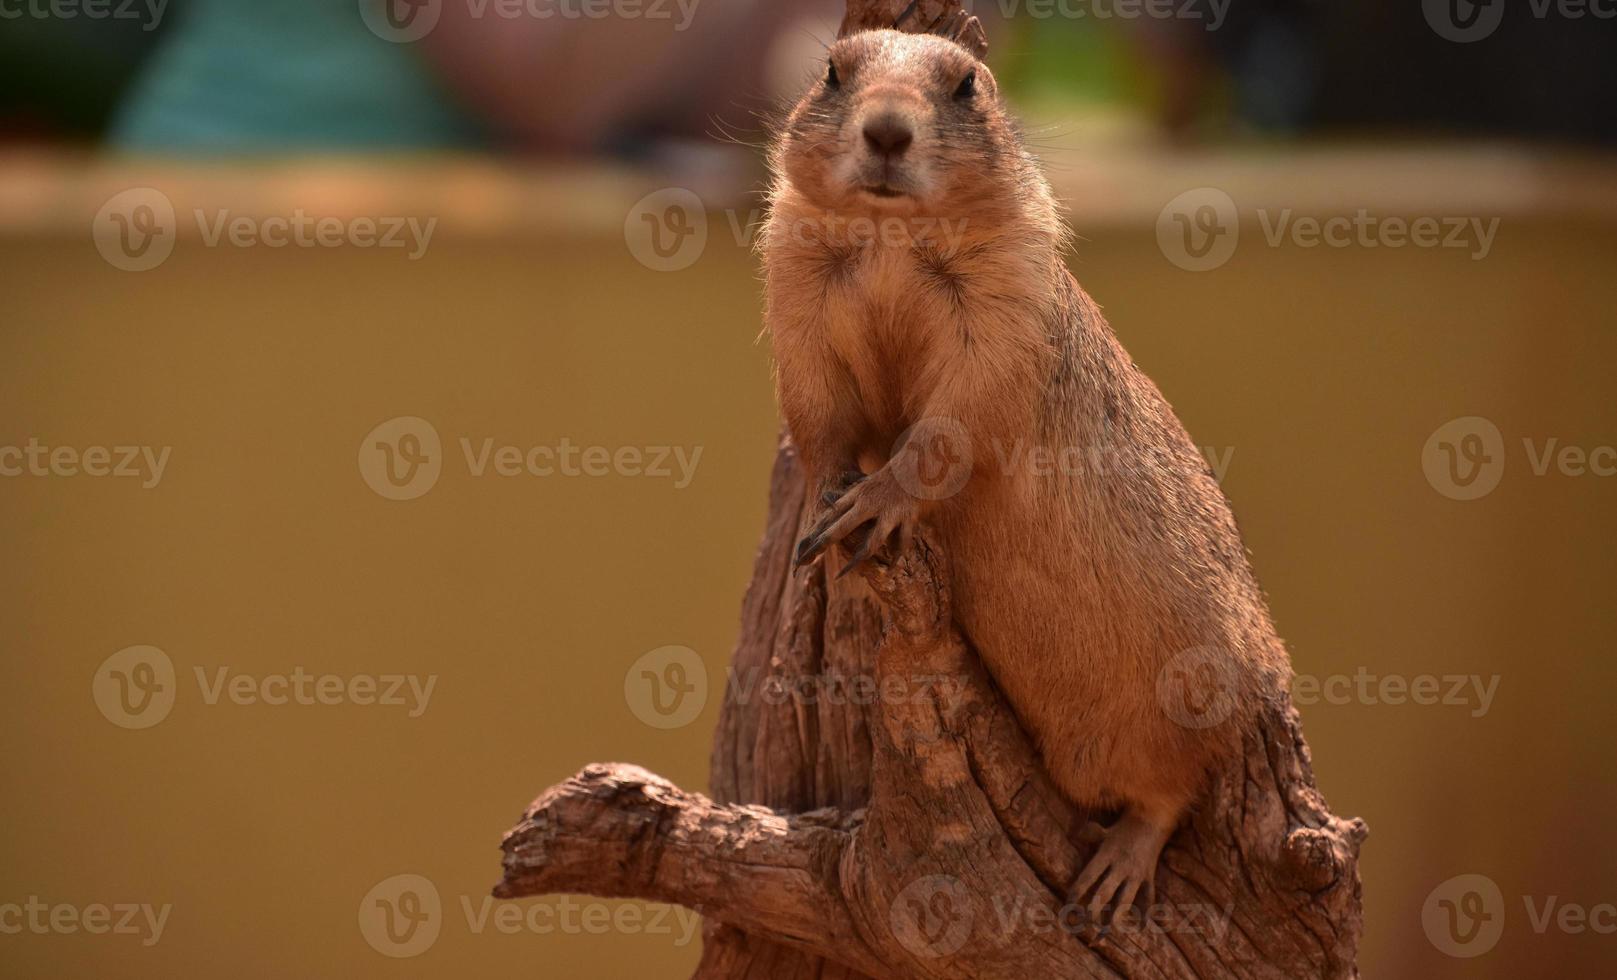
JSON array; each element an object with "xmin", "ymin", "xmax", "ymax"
[{"xmin": 762, "ymin": 28, "xmax": 1291, "ymax": 917}]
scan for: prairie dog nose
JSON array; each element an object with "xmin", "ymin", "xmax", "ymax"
[{"xmin": 862, "ymin": 114, "xmax": 913, "ymax": 157}]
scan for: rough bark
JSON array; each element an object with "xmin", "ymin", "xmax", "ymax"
[
  {"xmin": 497, "ymin": 436, "xmax": 1367, "ymax": 979},
  {"xmin": 496, "ymin": 3, "xmax": 1365, "ymax": 975}
]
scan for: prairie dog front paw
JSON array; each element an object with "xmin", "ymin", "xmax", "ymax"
[{"xmin": 794, "ymin": 467, "xmax": 922, "ymax": 575}]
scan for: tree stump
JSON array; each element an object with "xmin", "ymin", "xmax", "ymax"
[{"xmin": 497, "ymin": 437, "xmax": 1366, "ymax": 979}]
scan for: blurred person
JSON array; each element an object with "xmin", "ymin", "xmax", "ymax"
[{"xmin": 420, "ymin": 0, "xmax": 839, "ymax": 157}]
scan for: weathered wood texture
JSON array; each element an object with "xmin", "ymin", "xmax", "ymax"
[{"xmin": 498, "ymin": 438, "xmax": 1367, "ymax": 979}]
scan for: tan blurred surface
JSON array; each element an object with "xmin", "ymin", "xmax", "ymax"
[{"xmin": 2, "ymin": 148, "xmax": 1616, "ymax": 978}]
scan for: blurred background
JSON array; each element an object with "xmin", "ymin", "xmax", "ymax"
[{"xmin": 2, "ymin": 1, "xmax": 1615, "ymax": 977}]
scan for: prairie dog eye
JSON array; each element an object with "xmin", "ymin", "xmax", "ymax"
[
  {"xmin": 826, "ymin": 59, "xmax": 840, "ymax": 90},
  {"xmin": 954, "ymin": 70, "xmax": 976, "ymax": 101}
]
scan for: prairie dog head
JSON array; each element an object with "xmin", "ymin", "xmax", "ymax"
[{"xmin": 774, "ymin": 30, "xmax": 1020, "ymax": 217}]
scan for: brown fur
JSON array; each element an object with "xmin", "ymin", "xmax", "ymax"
[{"xmin": 763, "ymin": 30, "xmax": 1291, "ymax": 911}]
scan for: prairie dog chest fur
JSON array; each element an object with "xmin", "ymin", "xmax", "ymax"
[{"xmin": 764, "ymin": 203, "xmax": 1050, "ymax": 449}]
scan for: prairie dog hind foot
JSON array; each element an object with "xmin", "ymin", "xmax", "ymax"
[{"xmin": 1069, "ymin": 806, "xmax": 1180, "ymax": 931}]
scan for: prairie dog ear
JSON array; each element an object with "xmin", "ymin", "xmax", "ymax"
[
  {"xmin": 937, "ymin": 13, "xmax": 989, "ymax": 61},
  {"xmin": 838, "ymin": 1, "xmax": 991, "ymax": 61}
]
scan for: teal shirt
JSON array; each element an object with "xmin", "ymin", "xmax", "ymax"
[{"xmin": 113, "ymin": 0, "xmax": 480, "ymax": 153}]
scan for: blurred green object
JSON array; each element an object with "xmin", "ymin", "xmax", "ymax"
[
  {"xmin": 1001, "ymin": 17, "xmax": 1129, "ymax": 105},
  {"xmin": 111, "ymin": 0, "xmax": 480, "ymax": 153}
]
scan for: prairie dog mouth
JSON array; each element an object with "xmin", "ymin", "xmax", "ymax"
[{"xmin": 862, "ymin": 185, "xmax": 907, "ymax": 199}]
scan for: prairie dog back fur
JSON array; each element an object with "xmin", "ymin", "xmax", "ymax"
[{"xmin": 763, "ymin": 29, "xmax": 1290, "ymax": 916}]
